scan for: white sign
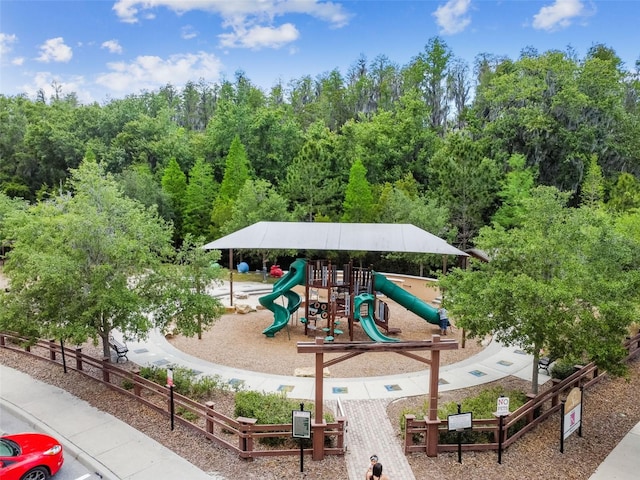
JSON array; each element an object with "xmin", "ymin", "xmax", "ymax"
[
  {"xmin": 448, "ymin": 412, "xmax": 473, "ymax": 431},
  {"xmin": 292, "ymin": 410, "xmax": 311, "ymax": 439},
  {"xmin": 563, "ymin": 387, "xmax": 583, "ymax": 439},
  {"xmin": 166, "ymin": 368, "xmax": 174, "ymax": 387},
  {"xmin": 496, "ymin": 396, "xmax": 510, "ymax": 416}
]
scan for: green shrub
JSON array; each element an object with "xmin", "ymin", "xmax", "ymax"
[
  {"xmin": 550, "ymin": 358, "xmax": 578, "ymax": 380},
  {"xmin": 138, "ymin": 365, "xmax": 230, "ymax": 400},
  {"xmin": 122, "ymin": 379, "xmax": 134, "ymax": 390},
  {"xmin": 176, "ymin": 406, "xmax": 199, "ymax": 422},
  {"xmin": 400, "ymin": 386, "xmax": 528, "ymax": 445}
]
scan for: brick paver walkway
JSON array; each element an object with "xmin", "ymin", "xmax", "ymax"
[{"xmin": 342, "ymin": 399, "xmax": 416, "ymax": 480}]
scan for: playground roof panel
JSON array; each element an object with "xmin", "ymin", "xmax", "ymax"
[{"xmin": 202, "ymin": 222, "xmax": 467, "ymax": 256}]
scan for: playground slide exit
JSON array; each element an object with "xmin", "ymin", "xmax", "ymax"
[
  {"xmin": 260, "ymin": 258, "xmax": 307, "ymax": 337},
  {"xmin": 372, "ymin": 272, "xmax": 440, "ymax": 325},
  {"xmin": 354, "ymin": 293, "xmax": 399, "ymax": 342}
]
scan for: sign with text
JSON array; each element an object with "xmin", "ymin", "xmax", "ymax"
[
  {"xmin": 448, "ymin": 412, "xmax": 473, "ymax": 431},
  {"xmin": 496, "ymin": 396, "xmax": 510, "ymax": 416},
  {"xmin": 563, "ymin": 387, "xmax": 582, "ymax": 439},
  {"xmin": 292, "ymin": 410, "xmax": 311, "ymax": 439}
]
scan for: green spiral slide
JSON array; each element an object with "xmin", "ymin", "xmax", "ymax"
[
  {"xmin": 260, "ymin": 258, "xmax": 306, "ymax": 337},
  {"xmin": 355, "ymin": 272, "xmax": 440, "ymax": 342}
]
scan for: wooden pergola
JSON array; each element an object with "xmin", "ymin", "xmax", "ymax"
[{"xmin": 297, "ymin": 335, "xmax": 458, "ymax": 459}]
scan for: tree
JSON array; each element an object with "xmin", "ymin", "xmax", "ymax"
[
  {"xmin": 182, "ymin": 158, "xmax": 216, "ymax": 237},
  {"xmin": 491, "ymin": 154, "xmax": 536, "ymax": 229},
  {"xmin": 341, "ymin": 158, "xmax": 374, "ymax": 223},
  {"xmin": 159, "ymin": 234, "xmax": 226, "ymax": 339},
  {"xmin": 221, "ymin": 179, "xmax": 292, "ymax": 269},
  {"xmin": 440, "ymin": 187, "xmax": 640, "ymax": 393},
  {"xmin": 0, "ymin": 157, "xmax": 174, "ymax": 358},
  {"xmin": 161, "ymin": 157, "xmax": 188, "ymax": 244},
  {"xmin": 428, "ymin": 132, "xmax": 500, "ymax": 249}
]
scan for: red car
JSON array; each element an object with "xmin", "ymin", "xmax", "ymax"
[{"xmin": 0, "ymin": 433, "xmax": 64, "ymax": 480}]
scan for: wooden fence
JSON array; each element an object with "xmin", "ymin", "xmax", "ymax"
[
  {"xmin": 404, "ymin": 331, "xmax": 640, "ymax": 456},
  {"xmin": 0, "ymin": 334, "xmax": 346, "ymax": 460}
]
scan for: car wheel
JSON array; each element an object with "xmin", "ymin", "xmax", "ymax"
[{"xmin": 21, "ymin": 466, "xmax": 50, "ymax": 480}]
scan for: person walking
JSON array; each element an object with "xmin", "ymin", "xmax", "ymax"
[{"xmin": 366, "ymin": 462, "xmax": 390, "ymax": 480}]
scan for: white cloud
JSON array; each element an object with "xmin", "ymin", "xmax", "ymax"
[
  {"xmin": 532, "ymin": 0, "xmax": 589, "ymax": 31},
  {"xmin": 12, "ymin": 57, "xmax": 25, "ymax": 66},
  {"xmin": 101, "ymin": 39, "xmax": 123, "ymax": 54},
  {"xmin": 432, "ymin": 0, "xmax": 472, "ymax": 35},
  {"xmin": 20, "ymin": 71, "xmax": 93, "ymax": 103},
  {"xmin": 112, "ymin": 0, "xmax": 350, "ymax": 49},
  {"xmin": 0, "ymin": 33, "xmax": 18, "ymax": 56},
  {"xmin": 219, "ymin": 23, "xmax": 299, "ymax": 50},
  {"xmin": 37, "ymin": 37, "xmax": 73, "ymax": 63},
  {"xmin": 95, "ymin": 51, "xmax": 224, "ymax": 94},
  {"xmin": 181, "ymin": 25, "xmax": 198, "ymax": 40}
]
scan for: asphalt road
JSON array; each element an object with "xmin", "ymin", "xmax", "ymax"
[{"xmin": 1, "ymin": 406, "xmax": 103, "ymax": 480}]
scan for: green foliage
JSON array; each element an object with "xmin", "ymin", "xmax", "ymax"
[
  {"xmin": 154, "ymin": 234, "xmax": 226, "ymax": 339},
  {"xmin": 341, "ymin": 158, "xmax": 374, "ymax": 223},
  {"xmin": 0, "ymin": 157, "xmax": 174, "ymax": 357},
  {"xmin": 550, "ymin": 358, "xmax": 579, "ymax": 380},
  {"xmin": 401, "ymin": 386, "xmax": 528, "ymax": 444},
  {"xmin": 440, "ymin": 186, "xmax": 640, "ymax": 392},
  {"xmin": 138, "ymin": 365, "xmax": 230, "ymax": 400},
  {"xmin": 182, "ymin": 158, "xmax": 216, "ymax": 237}
]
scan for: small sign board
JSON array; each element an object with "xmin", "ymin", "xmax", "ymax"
[
  {"xmin": 496, "ymin": 396, "xmax": 510, "ymax": 416},
  {"xmin": 166, "ymin": 368, "xmax": 174, "ymax": 387},
  {"xmin": 448, "ymin": 412, "xmax": 473, "ymax": 431},
  {"xmin": 563, "ymin": 387, "xmax": 582, "ymax": 440},
  {"xmin": 292, "ymin": 410, "xmax": 311, "ymax": 439}
]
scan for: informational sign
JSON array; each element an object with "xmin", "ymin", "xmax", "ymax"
[
  {"xmin": 563, "ymin": 387, "xmax": 582, "ymax": 439},
  {"xmin": 166, "ymin": 368, "xmax": 174, "ymax": 387},
  {"xmin": 496, "ymin": 396, "xmax": 510, "ymax": 416},
  {"xmin": 448, "ymin": 412, "xmax": 473, "ymax": 431},
  {"xmin": 292, "ymin": 409, "xmax": 311, "ymax": 439}
]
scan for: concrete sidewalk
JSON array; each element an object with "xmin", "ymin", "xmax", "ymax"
[{"xmin": 0, "ymin": 365, "xmax": 222, "ymax": 480}]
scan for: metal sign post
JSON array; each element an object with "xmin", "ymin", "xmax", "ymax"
[
  {"xmin": 496, "ymin": 396, "xmax": 510, "ymax": 464},
  {"xmin": 292, "ymin": 403, "xmax": 311, "ymax": 472},
  {"xmin": 447, "ymin": 403, "xmax": 473, "ymax": 463},
  {"xmin": 167, "ymin": 368, "xmax": 175, "ymax": 431}
]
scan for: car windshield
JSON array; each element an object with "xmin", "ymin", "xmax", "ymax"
[{"xmin": 0, "ymin": 439, "xmax": 19, "ymax": 457}]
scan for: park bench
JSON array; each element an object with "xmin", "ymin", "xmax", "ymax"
[
  {"xmin": 538, "ymin": 356, "xmax": 553, "ymax": 374},
  {"xmin": 109, "ymin": 335, "xmax": 129, "ymax": 362}
]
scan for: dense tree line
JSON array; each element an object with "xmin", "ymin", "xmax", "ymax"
[
  {"xmin": 1, "ymin": 38, "xmax": 639, "ymax": 380},
  {"xmin": 1, "ymin": 38, "xmax": 639, "ymax": 259}
]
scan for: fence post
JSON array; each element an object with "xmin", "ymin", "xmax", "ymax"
[
  {"xmin": 132, "ymin": 368, "xmax": 142, "ymax": 397},
  {"xmin": 237, "ymin": 416, "xmax": 257, "ymax": 460},
  {"xmin": 525, "ymin": 393, "xmax": 537, "ymax": 423},
  {"xmin": 102, "ymin": 356, "xmax": 110, "ymax": 383},
  {"xmin": 75, "ymin": 348, "xmax": 83, "ymax": 371},
  {"xmin": 551, "ymin": 379, "xmax": 562, "ymax": 407},
  {"xmin": 404, "ymin": 414, "xmax": 415, "ymax": 454},
  {"xmin": 205, "ymin": 402, "xmax": 215, "ymax": 435},
  {"xmin": 49, "ymin": 339, "xmax": 56, "ymax": 360},
  {"xmin": 336, "ymin": 417, "xmax": 346, "ymax": 451},
  {"xmin": 0, "ymin": 335, "xmax": 5, "ymax": 347}
]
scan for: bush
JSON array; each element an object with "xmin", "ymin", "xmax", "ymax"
[
  {"xmin": 234, "ymin": 391, "xmax": 327, "ymax": 447},
  {"xmin": 550, "ymin": 358, "xmax": 578, "ymax": 380},
  {"xmin": 401, "ymin": 386, "xmax": 528, "ymax": 444},
  {"xmin": 138, "ymin": 365, "xmax": 230, "ymax": 400}
]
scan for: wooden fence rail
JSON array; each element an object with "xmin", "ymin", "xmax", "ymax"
[
  {"xmin": 405, "ymin": 331, "xmax": 640, "ymax": 456},
  {"xmin": 0, "ymin": 334, "xmax": 346, "ymax": 460}
]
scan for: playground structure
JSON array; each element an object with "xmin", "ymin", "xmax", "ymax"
[{"xmin": 259, "ymin": 258, "xmax": 442, "ymax": 342}]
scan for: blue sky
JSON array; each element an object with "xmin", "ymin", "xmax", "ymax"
[{"xmin": 1, "ymin": 0, "xmax": 638, "ymax": 104}]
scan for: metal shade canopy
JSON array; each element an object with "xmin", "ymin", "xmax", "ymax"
[{"xmin": 202, "ymin": 222, "xmax": 466, "ymax": 256}]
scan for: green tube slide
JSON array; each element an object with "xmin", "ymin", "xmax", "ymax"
[
  {"xmin": 260, "ymin": 258, "xmax": 306, "ymax": 337},
  {"xmin": 354, "ymin": 293, "xmax": 399, "ymax": 342},
  {"xmin": 372, "ymin": 271, "xmax": 440, "ymax": 325}
]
